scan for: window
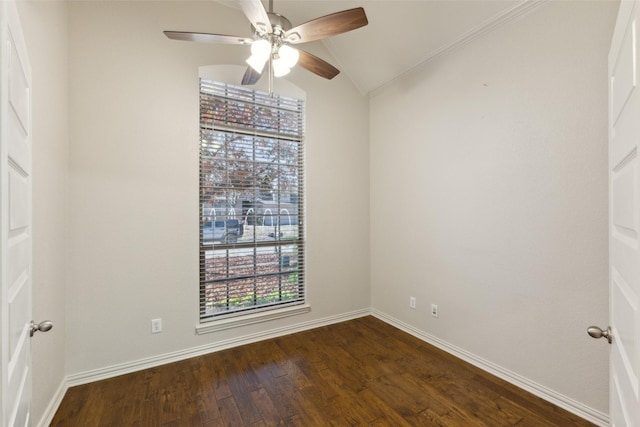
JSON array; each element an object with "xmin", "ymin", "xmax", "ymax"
[{"xmin": 199, "ymin": 79, "xmax": 305, "ymax": 322}]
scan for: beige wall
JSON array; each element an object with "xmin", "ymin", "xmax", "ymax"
[
  {"xmin": 17, "ymin": 1, "xmax": 69, "ymax": 425},
  {"xmin": 66, "ymin": 1, "xmax": 370, "ymax": 374},
  {"xmin": 370, "ymin": 0, "xmax": 616, "ymax": 414}
]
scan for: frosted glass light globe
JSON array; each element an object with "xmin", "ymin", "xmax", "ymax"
[
  {"xmin": 278, "ymin": 45, "xmax": 299, "ymax": 68},
  {"xmin": 246, "ymin": 39, "xmax": 271, "ymax": 73},
  {"xmin": 272, "ymin": 58, "xmax": 291, "ymax": 77},
  {"xmin": 251, "ymin": 39, "xmax": 271, "ymax": 58}
]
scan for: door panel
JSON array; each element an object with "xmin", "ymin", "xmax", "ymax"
[
  {"xmin": 611, "ymin": 269, "xmax": 638, "ymax": 393},
  {"xmin": 9, "ymin": 277, "xmax": 29, "ymax": 357},
  {"xmin": 9, "ymin": 169, "xmax": 29, "ymax": 230},
  {"xmin": 611, "ymin": 16, "xmax": 635, "ymax": 126},
  {"xmin": 609, "ymin": 1, "xmax": 640, "ymax": 426},
  {"xmin": 7, "ymin": 113, "xmax": 28, "ymax": 177},
  {"xmin": 8, "ymin": 34, "xmax": 29, "ymax": 132},
  {"xmin": 612, "ymin": 155, "xmax": 638, "ymax": 243}
]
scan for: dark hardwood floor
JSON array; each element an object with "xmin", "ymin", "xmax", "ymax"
[{"xmin": 51, "ymin": 316, "xmax": 596, "ymax": 426}]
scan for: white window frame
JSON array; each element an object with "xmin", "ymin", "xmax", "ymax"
[{"xmin": 197, "ymin": 78, "xmax": 307, "ymax": 330}]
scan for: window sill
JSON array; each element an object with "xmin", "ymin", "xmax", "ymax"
[{"xmin": 195, "ymin": 303, "xmax": 311, "ymax": 335}]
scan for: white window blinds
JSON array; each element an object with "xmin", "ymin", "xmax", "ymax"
[{"xmin": 199, "ymin": 79, "xmax": 305, "ymax": 321}]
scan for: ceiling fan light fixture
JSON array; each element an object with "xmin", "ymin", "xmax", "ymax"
[
  {"xmin": 272, "ymin": 58, "xmax": 291, "ymax": 77},
  {"xmin": 246, "ymin": 39, "xmax": 271, "ymax": 72},
  {"xmin": 246, "ymin": 55, "xmax": 267, "ymax": 73},
  {"xmin": 278, "ymin": 44, "xmax": 299, "ymax": 68},
  {"xmin": 251, "ymin": 39, "xmax": 271, "ymax": 57}
]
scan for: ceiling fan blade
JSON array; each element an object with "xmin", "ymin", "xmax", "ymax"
[
  {"xmin": 297, "ymin": 50, "xmax": 340, "ymax": 80},
  {"xmin": 284, "ymin": 7, "xmax": 368, "ymax": 44},
  {"xmin": 241, "ymin": 66, "xmax": 262, "ymax": 85},
  {"xmin": 164, "ymin": 31, "xmax": 252, "ymax": 45},
  {"xmin": 238, "ymin": 0, "xmax": 272, "ymax": 35}
]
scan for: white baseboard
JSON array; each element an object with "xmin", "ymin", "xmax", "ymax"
[
  {"xmin": 66, "ymin": 308, "xmax": 371, "ymax": 387},
  {"xmin": 36, "ymin": 378, "xmax": 68, "ymax": 427},
  {"xmin": 371, "ymin": 309, "xmax": 609, "ymax": 427}
]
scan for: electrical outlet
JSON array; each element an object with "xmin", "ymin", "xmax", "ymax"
[
  {"xmin": 409, "ymin": 296, "xmax": 416, "ymax": 309},
  {"xmin": 151, "ymin": 318, "xmax": 162, "ymax": 334},
  {"xmin": 431, "ymin": 304, "xmax": 438, "ymax": 318}
]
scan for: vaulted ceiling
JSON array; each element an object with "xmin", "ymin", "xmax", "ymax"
[{"xmin": 218, "ymin": 0, "xmax": 538, "ymax": 95}]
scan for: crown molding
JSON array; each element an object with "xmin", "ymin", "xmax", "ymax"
[{"xmin": 369, "ymin": 0, "xmax": 548, "ymax": 97}]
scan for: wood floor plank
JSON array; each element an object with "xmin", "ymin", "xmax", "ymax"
[
  {"xmin": 472, "ymin": 372, "xmax": 596, "ymax": 426},
  {"xmin": 218, "ymin": 396, "xmax": 245, "ymax": 425},
  {"xmin": 294, "ymin": 359, "xmax": 341, "ymax": 404},
  {"xmin": 191, "ymin": 358, "xmax": 223, "ymax": 422},
  {"xmin": 247, "ymin": 388, "xmax": 281, "ymax": 427},
  {"xmin": 224, "ymin": 352, "xmax": 266, "ymax": 425},
  {"xmin": 51, "ymin": 316, "xmax": 597, "ymax": 426},
  {"xmin": 357, "ymin": 388, "xmax": 415, "ymax": 426},
  {"xmin": 367, "ymin": 374, "xmax": 431, "ymax": 417}
]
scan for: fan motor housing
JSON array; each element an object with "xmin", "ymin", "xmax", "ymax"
[{"xmin": 267, "ymin": 12, "xmax": 292, "ymax": 33}]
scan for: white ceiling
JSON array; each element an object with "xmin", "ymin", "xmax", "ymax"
[{"xmin": 219, "ymin": 0, "xmax": 533, "ymax": 95}]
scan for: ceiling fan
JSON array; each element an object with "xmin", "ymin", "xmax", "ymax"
[{"xmin": 164, "ymin": 0, "xmax": 368, "ymax": 87}]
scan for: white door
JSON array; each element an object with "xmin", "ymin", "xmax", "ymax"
[
  {"xmin": 607, "ymin": 0, "xmax": 640, "ymax": 426},
  {"xmin": 0, "ymin": 0, "xmax": 33, "ymax": 426}
]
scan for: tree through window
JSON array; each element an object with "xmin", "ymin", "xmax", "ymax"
[{"xmin": 199, "ymin": 79, "xmax": 305, "ymax": 321}]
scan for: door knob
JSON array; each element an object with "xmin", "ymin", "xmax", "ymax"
[
  {"xmin": 587, "ymin": 325, "xmax": 612, "ymax": 344},
  {"xmin": 30, "ymin": 320, "xmax": 53, "ymax": 337}
]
